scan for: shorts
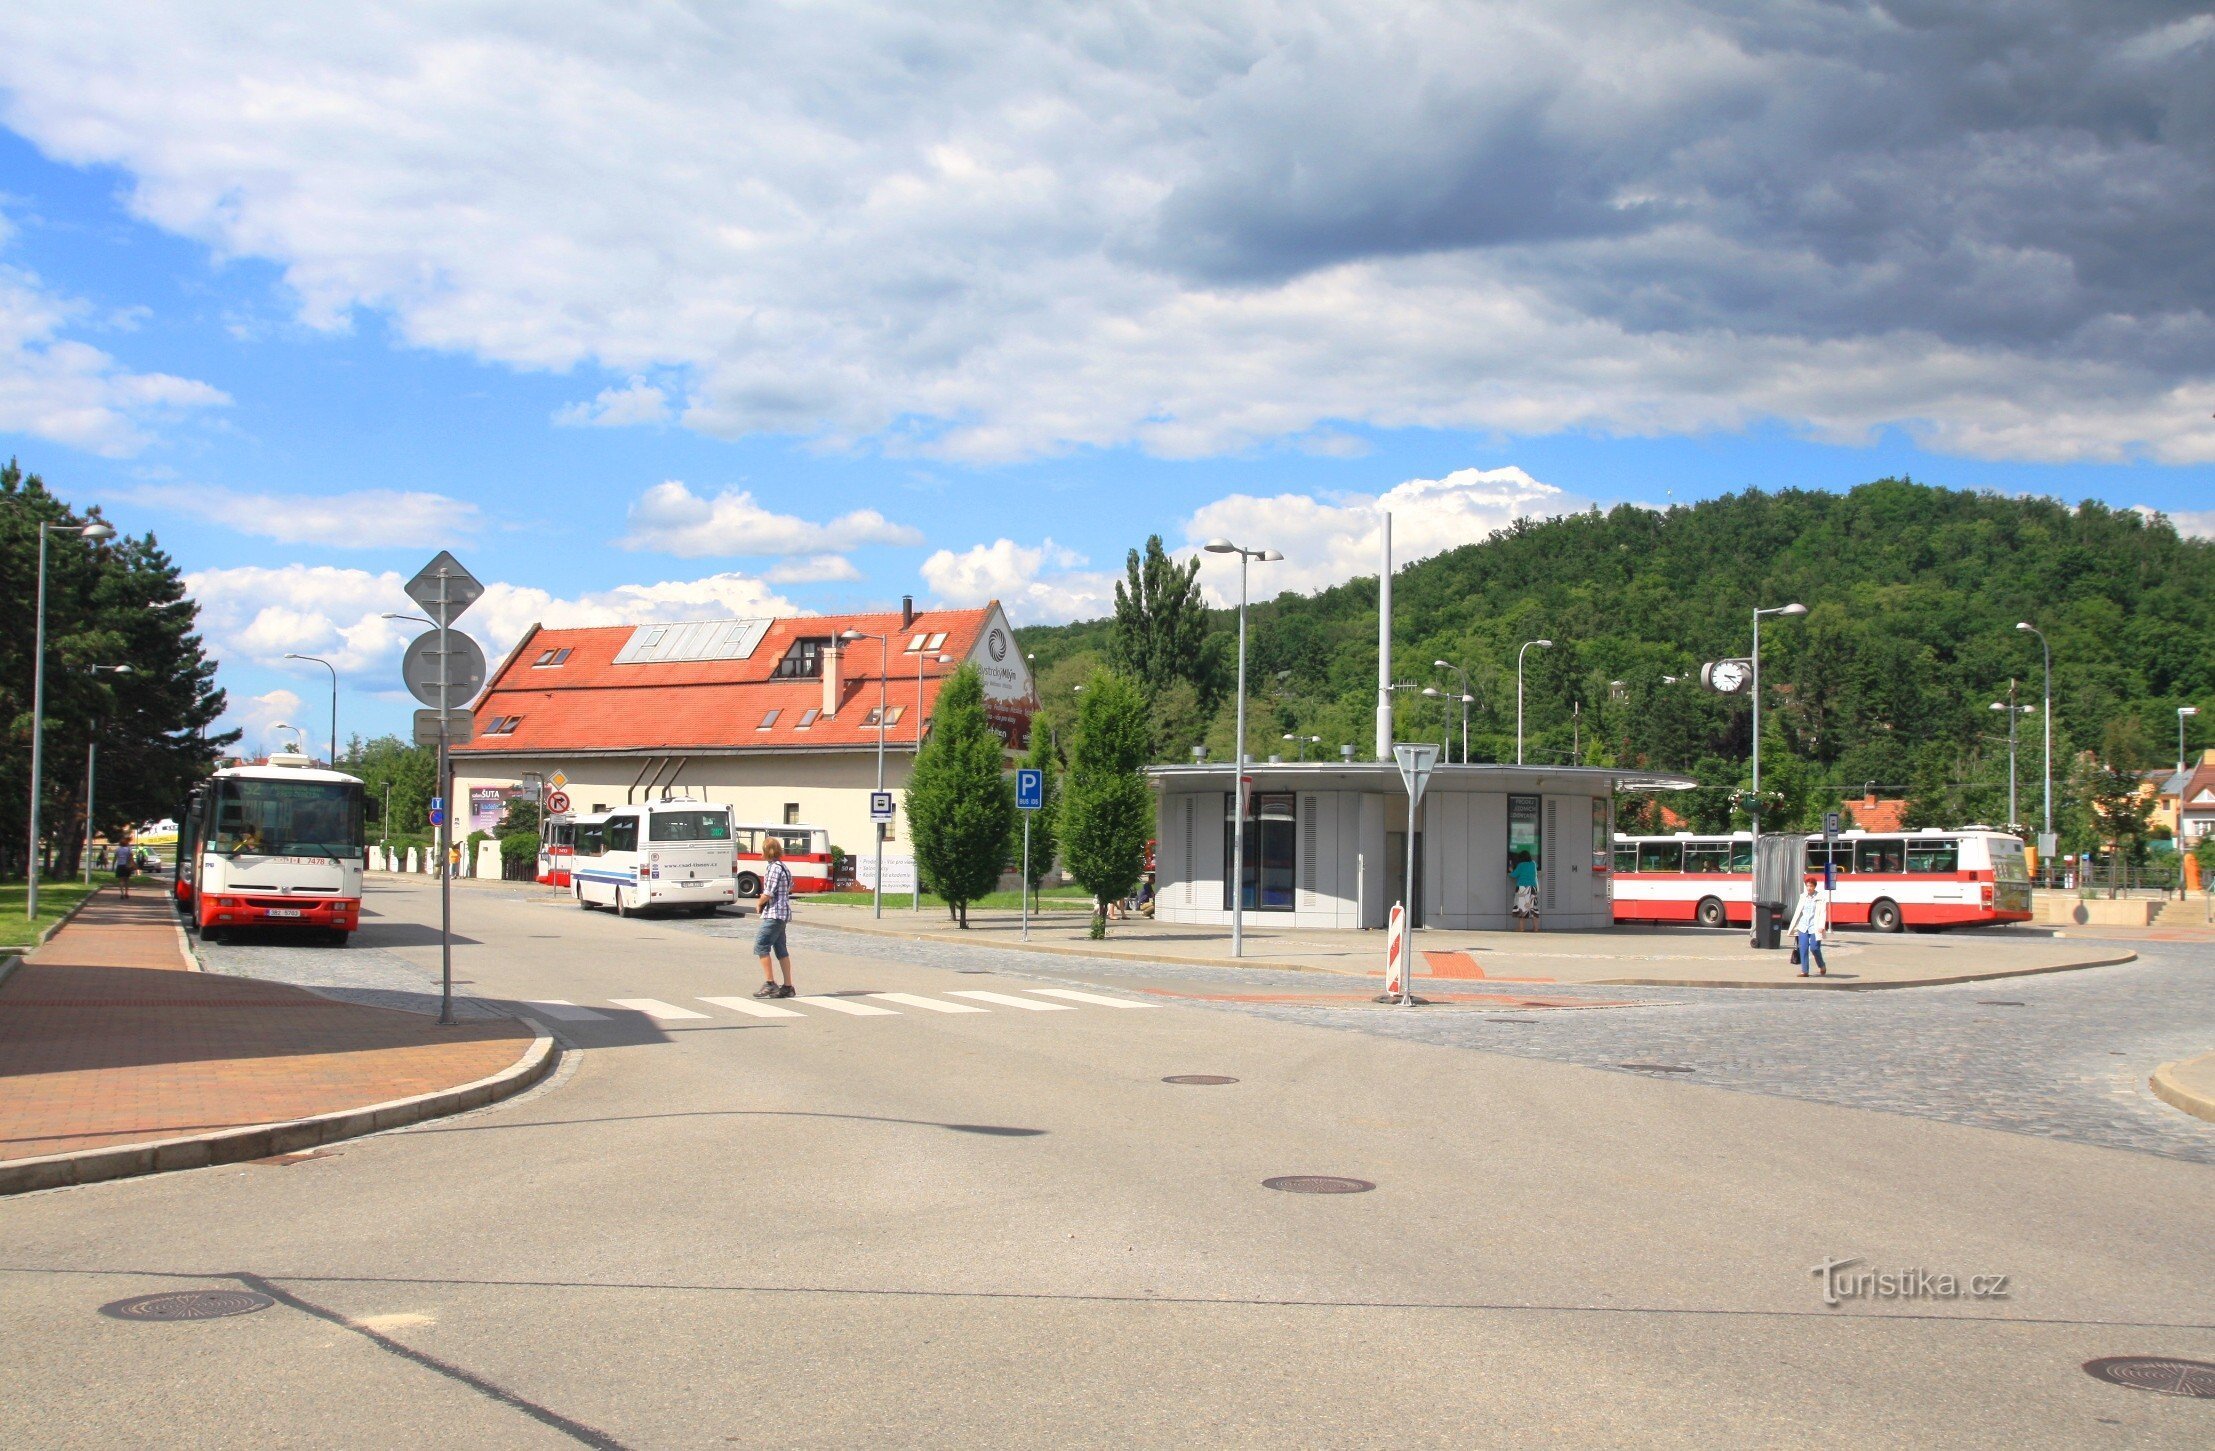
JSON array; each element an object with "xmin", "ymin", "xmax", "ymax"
[{"xmin": 753, "ymin": 916, "xmax": 789, "ymax": 957}]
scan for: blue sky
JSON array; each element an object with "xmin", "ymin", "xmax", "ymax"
[{"xmin": 1, "ymin": 4, "xmax": 2209, "ymax": 759}]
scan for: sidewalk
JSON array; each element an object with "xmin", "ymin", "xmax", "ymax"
[
  {"xmin": 2151, "ymin": 1050, "xmax": 2215, "ymax": 1126},
  {"xmin": 0, "ymin": 891, "xmax": 552, "ymax": 1195},
  {"xmin": 798, "ymin": 904, "xmax": 2137, "ymax": 989}
]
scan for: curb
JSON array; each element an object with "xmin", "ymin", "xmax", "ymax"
[
  {"xmin": 2149, "ymin": 1052, "xmax": 2215, "ymax": 1127},
  {"xmin": 0, "ymin": 1017, "xmax": 558, "ymax": 1197},
  {"xmin": 1595, "ymin": 949, "xmax": 2139, "ymax": 991},
  {"xmin": 27, "ymin": 882, "xmax": 107, "ymax": 951}
]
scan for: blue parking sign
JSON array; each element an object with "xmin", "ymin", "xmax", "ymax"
[{"xmin": 1016, "ymin": 768, "xmax": 1043, "ymax": 812}]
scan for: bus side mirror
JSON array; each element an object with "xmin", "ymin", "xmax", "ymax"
[{"xmin": 364, "ymin": 798, "xmax": 384, "ymax": 825}]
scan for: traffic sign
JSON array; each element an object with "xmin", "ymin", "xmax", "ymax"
[
  {"xmin": 1823, "ymin": 811, "xmax": 1841, "ymax": 838},
  {"xmin": 402, "ymin": 630, "xmax": 487, "ymax": 709},
  {"xmin": 412, "ymin": 708, "xmax": 473, "ymax": 748},
  {"xmin": 404, "ymin": 550, "xmax": 484, "ymax": 627},
  {"xmin": 870, "ymin": 790, "xmax": 895, "ymax": 823},
  {"xmin": 429, "ymin": 795, "xmax": 445, "ymax": 827},
  {"xmin": 1393, "ymin": 743, "xmax": 1439, "ymax": 808},
  {"xmin": 550, "ymin": 770, "xmax": 568, "ymax": 790},
  {"xmin": 546, "ymin": 790, "xmax": 571, "ymax": 814},
  {"xmin": 1016, "ymin": 768, "xmax": 1043, "ymax": 812}
]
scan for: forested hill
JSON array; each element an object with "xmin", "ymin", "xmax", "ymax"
[{"xmin": 1016, "ymin": 480, "xmax": 2215, "ymax": 841}]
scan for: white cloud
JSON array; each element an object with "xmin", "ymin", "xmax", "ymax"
[
  {"xmin": 920, "ymin": 537, "xmax": 1116, "ymax": 624},
  {"xmin": 222, "ymin": 687, "xmax": 305, "ymax": 756},
  {"xmin": 0, "ymin": 228, "xmax": 228, "ymax": 455},
  {"xmin": 2134, "ymin": 505, "xmax": 2215, "ymax": 541},
  {"xmin": 554, "ymin": 377, "xmax": 669, "ymax": 428},
  {"xmin": 119, "ymin": 483, "xmax": 481, "ymax": 547},
  {"xmin": 1185, "ymin": 466, "xmax": 1587, "ymax": 603},
  {"xmin": 764, "ymin": 554, "xmax": 863, "ymax": 584},
  {"xmin": 617, "ymin": 480, "xmax": 922, "ymax": 558},
  {"xmin": 1, "ymin": 6, "xmax": 2209, "ymax": 467}
]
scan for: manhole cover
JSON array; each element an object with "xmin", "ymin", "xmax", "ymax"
[
  {"xmin": 1978, "ymin": 1000, "xmax": 2026, "ymax": 1007},
  {"xmin": 1619, "ymin": 1062, "xmax": 1695, "ymax": 1074},
  {"xmin": 1162, "ymin": 1074, "xmax": 1239, "ymax": 1085},
  {"xmin": 1263, "ymin": 1175, "xmax": 1375, "ymax": 1194},
  {"xmin": 2082, "ymin": 1356, "xmax": 2215, "ymax": 1398},
  {"xmin": 100, "ymin": 1290, "xmax": 274, "ymax": 1322}
]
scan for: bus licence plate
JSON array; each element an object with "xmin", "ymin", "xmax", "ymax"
[{"xmin": 267, "ymin": 908, "xmax": 303, "ymax": 918}]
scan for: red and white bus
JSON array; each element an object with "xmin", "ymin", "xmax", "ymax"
[
  {"xmin": 732, "ymin": 823, "xmax": 836, "ymax": 898},
  {"xmin": 537, "ymin": 814, "xmax": 576, "ymax": 888},
  {"xmin": 174, "ymin": 753, "xmax": 367, "ymax": 943},
  {"xmin": 1611, "ymin": 828, "xmax": 2033, "ymax": 931}
]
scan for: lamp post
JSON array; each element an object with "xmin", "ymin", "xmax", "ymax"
[
  {"xmin": 1204, "ymin": 537, "xmax": 1282, "ymax": 959},
  {"xmin": 1516, "ymin": 639, "xmax": 1553, "ymax": 765},
  {"xmin": 1281, "ymin": 733, "xmax": 1321, "ymax": 760},
  {"xmin": 2180, "ymin": 706, "xmax": 2200, "ymax": 782},
  {"xmin": 269, "ymin": 721, "xmax": 306, "ymax": 757},
  {"xmin": 81, "ymin": 665, "xmax": 132, "ymax": 883},
  {"xmin": 2014, "ymin": 623, "xmax": 2053, "ymax": 850},
  {"xmin": 912, "ymin": 649, "xmax": 952, "ymax": 913},
  {"xmin": 1990, "ymin": 681, "xmax": 2034, "ymax": 830},
  {"xmin": 27, "ymin": 517, "xmax": 117, "ymax": 918},
  {"xmin": 1430, "ymin": 659, "xmax": 1474, "ymax": 762},
  {"xmin": 840, "ymin": 630, "xmax": 892, "ymax": 917},
  {"xmin": 284, "ymin": 653, "xmax": 339, "ymax": 765},
  {"xmin": 1750, "ymin": 603, "xmax": 1807, "ymax": 870}
]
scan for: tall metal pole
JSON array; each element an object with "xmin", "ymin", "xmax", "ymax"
[
  {"xmin": 1751, "ymin": 607, "xmax": 1762, "ymax": 840},
  {"xmin": 27, "ymin": 526, "xmax": 49, "ymax": 919},
  {"xmin": 437, "ymin": 570, "xmax": 453, "ymax": 1025},
  {"xmin": 915, "ymin": 649, "xmax": 925, "ymax": 915},
  {"xmin": 1232, "ymin": 549, "xmax": 1249, "ymax": 959},
  {"xmin": 2007, "ymin": 679, "xmax": 2019, "ymax": 829},
  {"xmin": 83, "ymin": 741, "xmax": 96, "ymax": 885},
  {"xmin": 1021, "ymin": 815, "xmax": 1031, "ymax": 942},
  {"xmin": 875, "ymin": 661, "xmax": 887, "ymax": 919}
]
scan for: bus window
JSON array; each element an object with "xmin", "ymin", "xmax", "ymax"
[
  {"xmin": 1637, "ymin": 841, "xmax": 1683, "ymax": 873},
  {"xmin": 650, "ymin": 810, "xmax": 731, "ymax": 842},
  {"xmin": 574, "ymin": 822, "xmax": 607, "ymax": 857},
  {"xmin": 1906, "ymin": 840, "xmax": 1959, "ymax": 873},
  {"xmin": 1856, "ymin": 839, "xmax": 1904, "ymax": 874},
  {"xmin": 1727, "ymin": 840, "xmax": 1752, "ymax": 873},
  {"xmin": 1684, "ymin": 843, "xmax": 1730, "ymax": 874},
  {"xmin": 1613, "ymin": 846, "xmax": 1636, "ymax": 875},
  {"xmin": 776, "ymin": 831, "xmax": 813, "ymax": 855},
  {"xmin": 733, "ymin": 828, "xmax": 759, "ymax": 852},
  {"xmin": 607, "ymin": 816, "xmax": 639, "ymax": 853}
]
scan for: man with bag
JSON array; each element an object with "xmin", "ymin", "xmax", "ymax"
[{"xmin": 1789, "ymin": 878, "xmax": 1829, "ymax": 977}]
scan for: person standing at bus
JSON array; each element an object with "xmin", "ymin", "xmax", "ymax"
[
  {"xmin": 751, "ymin": 837, "xmax": 797, "ymax": 999},
  {"xmin": 1790, "ymin": 879, "xmax": 1829, "ymax": 976}
]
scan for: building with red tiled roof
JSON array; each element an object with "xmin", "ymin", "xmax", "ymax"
[
  {"xmin": 1841, "ymin": 791, "xmax": 1909, "ymax": 834},
  {"xmin": 449, "ymin": 600, "xmax": 1033, "ymax": 863}
]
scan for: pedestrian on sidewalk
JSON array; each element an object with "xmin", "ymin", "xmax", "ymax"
[
  {"xmin": 752, "ymin": 837, "xmax": 796, "ymax": 999},
  {"xmin": 1789, "ymin": 878, "xmax": 1829, "ymax": 976},
  {"xmin": 113, "ymin": 835, "xmax": 136, "ymax": 899},
  {"xmin": 1509, "ymin": 851, "xmax": 1541, "ymax": 932}
]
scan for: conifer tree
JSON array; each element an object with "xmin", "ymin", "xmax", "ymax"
[
  {"xmin": 1059, "ymin": 671, "xmax": 1152, "ymax": 934},
  {"xmin": 904, "ymin": 663, "xmax": 1014, "ymax": 926}
]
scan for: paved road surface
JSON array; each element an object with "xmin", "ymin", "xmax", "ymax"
[{"xmin": 5, "ymin": 877, "xmax": 2209, "ymax": 1448}]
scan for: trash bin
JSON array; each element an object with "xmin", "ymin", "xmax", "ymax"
[{"xmin": 1751, "ymin": 901, "xmax": 1783, "ymax": 950}]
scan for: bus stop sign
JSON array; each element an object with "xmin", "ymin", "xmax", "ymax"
[{"xmin": 870, "ymin": 790, "xmax": 895, "ymax": 823}]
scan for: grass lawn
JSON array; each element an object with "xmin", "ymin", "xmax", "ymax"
[
  {"xmin": 808, "ymin": 886, "xmax": 1096, "ymax": 911},
  {"xmin": 0, "ymin": 880, "xmax": 103, "ymax": 951}
]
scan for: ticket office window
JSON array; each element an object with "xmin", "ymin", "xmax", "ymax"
[
  {"xmin": 1223, "ymin": 791, "xmax": 1297, "ymax": 911},
  {"xmin": 1508, "ymin": 794, "xmax": 1542, "ymax": 877}
]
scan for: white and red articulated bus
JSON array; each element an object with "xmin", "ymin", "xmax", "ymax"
[
  {"xmin": 731, "ymin": 823, "xmax": 836, "ymax": 898},
  {"xmin": 174, "ymin": 753, "xmax": 367, "ymax": 943},
  {"xmin": 1611, "ymin": 828, "xmax": 2033, "ymax": 932},
  {"xmin": 537, "ymin": 814, "xmax": 576, "ymax": 888}
]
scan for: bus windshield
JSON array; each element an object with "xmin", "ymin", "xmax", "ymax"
[
  {"xmin": 211, "ymin": 778, "xmax": 363, "ymax": 858},
  {"xmin": 649, "ymin": 810, "xmax": 732, "ymax": 842}
]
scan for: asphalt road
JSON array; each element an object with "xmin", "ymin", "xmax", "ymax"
[{"xmin": 5, "ymin": 877, "xmax": 2212, "ymax": 1448}]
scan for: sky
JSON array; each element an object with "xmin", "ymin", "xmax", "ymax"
[{"xmin": 1, "ymin": 2, "xmax": 2210, "ymax": 760}]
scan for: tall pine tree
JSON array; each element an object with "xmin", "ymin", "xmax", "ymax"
[
  {"xmin": 1059, "ymin": 670, "xmax": 1152, "ymax": 934},
  {"xmin": 1108, "ymin": 535, "xmax": 1208, "ymax": 696},
  {"xmin": 1019, "ymin": 720, "xmax": 1060, "ymax": 894},
  {"xmin": 904, "ymin": 663, "xmax": 1014, "ymax": 925}
]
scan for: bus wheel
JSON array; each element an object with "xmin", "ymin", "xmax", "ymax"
[
  {"xmin": 1696, "ymin": 897, "xmax": 1726, "ymax": 929},
  {"xmin": 575, "ymin": 890, "xmax": 593, "ymax": 911},
  {"xmin": 201, "ymin": 927, "xmax": 225, "ymax": 945},
  {"xmin": 616, "ymin": 888, "xmax": 634, "ymax": 918},
  {"xmin": 326, "ymin": 929, "xmax": 351, "ymax": 947},
  {"xmin": 1870, "ymin": 898, "xmax": 1904, "ymax": 933},
  {"xmin": 736, "ymin": 873, "xmax": 760, "ymax": 898}
]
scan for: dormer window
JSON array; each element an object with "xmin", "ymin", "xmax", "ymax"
[
  {"xmin": 772, "ymin": 637, "xmax": 830, "ymax": 679},
  {"xmin": 486, "ymin": 715, "xmax": 522, "ymax": 735},
  {"xmin": 531, "ymin": 647, "xmax": 573, "ymax": 667}
]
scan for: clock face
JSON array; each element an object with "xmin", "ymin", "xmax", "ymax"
[{"xmin": 1709, "ymin": 660, "xmax": 1749, "ymax": 693}]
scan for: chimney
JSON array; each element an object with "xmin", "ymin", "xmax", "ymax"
[
  {"xmin": 901, "ymin": 595, "xmax": 915, "ymax": 630},
  {"xmin": 823, "ymin": 636, "xmax": 841, "ymax": 716}
]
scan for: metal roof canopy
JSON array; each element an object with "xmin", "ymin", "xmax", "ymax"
[
  {"xmin": 1146, "ymin": 761, "xmax": 1696, "ymax": 792},
  {"xmin": 612, "ymin": 617, "xmax": 774, "ymax": 665}
]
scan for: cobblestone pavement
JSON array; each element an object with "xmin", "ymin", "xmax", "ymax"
[{"xmin": 192, "ymin": 895, "xmax": 506, "ymax": 1021}]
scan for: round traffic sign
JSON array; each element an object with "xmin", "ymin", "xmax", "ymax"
[
  {"xmin": 546, "ymin": 790, "xmax": 571, "ymax": 814},
  {"xmin": 401, "ymin": 629, "xmax": 487, "ymax": 708}
]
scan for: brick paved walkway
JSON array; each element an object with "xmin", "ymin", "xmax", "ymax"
[{"xmin": 1, "ymin": 891, "xmax": 533, "ymax": 1164}]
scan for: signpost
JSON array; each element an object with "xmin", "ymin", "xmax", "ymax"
[
  {"xmin": 1386, "ymin": 743, "xmax": 1439, "ymax": 1006},
  {"xmin": 1016, "ymin": 767, "xmax": 1043, "ymax": 941},
  {"xmin": 546, "ymin": 790, "xmax": 570, "ymax": 815},
  {"xmin": 1821, "ymin": 811, "xmax": 1840, "ymax": 889},
  {"xmin": 401, "ymin": 550, "xmax": 483, "ymax": 1026},
  {"xmin": 869, "ymin": 789, "xmax": 896, "ymax": 914}
]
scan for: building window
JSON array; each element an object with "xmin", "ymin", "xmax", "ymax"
[
  {"xmin": 783, "ymin": 803, "xmax": 801, "ymax": 825},
  {"xmin": 532, "ymin": 647, "xmax": 572, "ymax": 667},
  {"xmin": 1508, "ymin": 794, "xmax": 1542, "ymax": 878},
  {"xmin": 485, "ymin": 716, "xmax": 521, "ymax": 735},
  {"xmin": 795, "ymin": 707, "xmax": 819, "ymax": 728},
  {"xmin": 925, "ymin": 631, "xmax": 947, "ymax": 650},
  {"xmin": 904, "ymin": 632, "xmax": 927, "ymax": 653},
  {"xmin": 863, "ymin": 706, "xmax": 882, "ymax": 726},
  {"xmin": 884, "ymin": 705, "xmax": 904, "ymax": 726},
  {"xmin": 1222, "ymin": 791, "xmax": 1297, "ymax": 911},
  {"xmin": 773, "ymin": 637, "xmax": 830, "ymax": 679},
  {"xmin": 757, "ymin": 708, "xmax": 781, "ymax": 730}
]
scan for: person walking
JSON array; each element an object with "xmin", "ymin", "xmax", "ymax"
[
  {"xmin": 113, "ymin": 835, "xmax": 136, "ymax": 900},
  {"xmin": 1509, "ymin": 850, "xmax": 1541, "ymax": 932},
  {"xmin": 751, "ymin": 837, "xmax": 797, "ymax": 999},
  {"xmin": 1789, "ymin": 878, "xmax": 1829, "ymax": 977}
]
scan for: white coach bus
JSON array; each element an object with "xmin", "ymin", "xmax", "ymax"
[{"xmin": 570, "ymin": 801, "xmax": 740, "ymax": 917}]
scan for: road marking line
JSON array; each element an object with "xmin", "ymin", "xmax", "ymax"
[
  {"xmin": 870, "ymin": 992, "xmax": 989, "ymax": 1013},
  {"xmin": 1026, "ymin": 988, "xmax": 1154, "ymax": 1009},
  {"xmin": 700, "ymin": 996, "xmax": 804, "ymax": 1019},
  {"xmin": 950, "ymin": 990, "xmax": 1077, "ymax": 1011},
  {"xmin": 792, "ymin": 995, "xmax": 900, "ymax": 1016},
  {"xmin": 523, "ymin": 1000, "xmax": 610, "ymax": 1021},
  {"xmin": 609, "ymin": 998, "xmax": 710, "ymax": 1021}
]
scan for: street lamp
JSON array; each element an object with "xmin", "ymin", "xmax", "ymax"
[
  {"xmin": 1430, "ymin": 659, "xmax": 1475, "ymax": 762},
  {"xmin": 1516, "ymin": 639, "xmax": 1553, "ymax": 765},
  {"xmin": 2015, "ymin": 623, "xmax": 2053, "ymax": 850},
  {"xmin": 82, "ymin": 665, "xmax": 132, "ymax": 884},
  {"xmin": 912, "ymin": 649, "xmax": 952, "ymax": 914},
  {"xmin": 840, "ymin": 629, "xmax": 893, "ymax": 918},
  {"xmin": 270, "ymin": 721, "xmax": 307, "ymax": 757},
  {"xmin": 2183, "ymin": 706, "xmax": 2202, "ymax": 780},
  {"xmin": 1203, "ymin": 537, "xmax": 1282, "ymax": 958},
  {"xmin": 284, "ymin": 653, "xmax": 339, "ymax": 765},
  {"xmin": 1750, "ymin": 603, "xmax": 1807, "ymax": 841},
  {"xmin": 1990, "ymin": 683, "xmax": 2035, "ymax": 830},
  {"xmin": 1281, "ymin": 733, "xmax": 1321, "ymax": 760},
  {"xmin": 27, "ymin": 516, "xmax": 117, "ymax": 919}
]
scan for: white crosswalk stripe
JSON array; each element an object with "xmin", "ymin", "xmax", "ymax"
[
  {"xmin": 949, "ymin": 990, "xmax": 1077, "ymax": 1011},
  {"xmin": 700, "ymin": 995, "xmax": 804, "ymax": 1018},
  {"xmin": 524, "ymin": 999, "xmax": 610, "ymax": 1021},
  {"xmin": 609, "ymin": 998, "xmax": 710, "ymax": 1021},
  {"xmin": 792, "ymin": 995, "xmax": 900, "ymax": 1016},
  {"xmin": 870, "ymin": 992, "xmax": 989, "ymax": 1013},
  {"xmin": 1025, "ymin": 988, "xmax": 1155, "ymax": 1009}
]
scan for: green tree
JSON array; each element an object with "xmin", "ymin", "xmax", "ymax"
[
  {"xmin": 343, "ymin": 735, "xmax": 437, "ymax": 841},
  {"xmin": 1109, "ymin": 536, "xmax": 1208, "ymax": 696},
  {"xmin": 1019, "ymin": 723, "xmax": 1060, "ymax": 893},
  {"xmin": 2087, "ymin": 756, "xmax": 2156, "ymax": 870},
  {"xmin": 905, "ymin": 663, "xmax": 1014, "ymax": 926},
  {"xmin": 1060, "ymin": 671, "xmax": 1152, "ymax": 934}
]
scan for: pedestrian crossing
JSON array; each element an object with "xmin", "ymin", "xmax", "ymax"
[{"xmin": 523, "ymin": 987, "xmax": 1155, "ymax": 1025}]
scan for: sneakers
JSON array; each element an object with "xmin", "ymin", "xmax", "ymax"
[
  {"xmin": 776, "ymin": 983, "xmax": 797, "ymax": 999},
  {"xmin": 752, "ymin": 980, "xmax": 781, "ymax": 999}
]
